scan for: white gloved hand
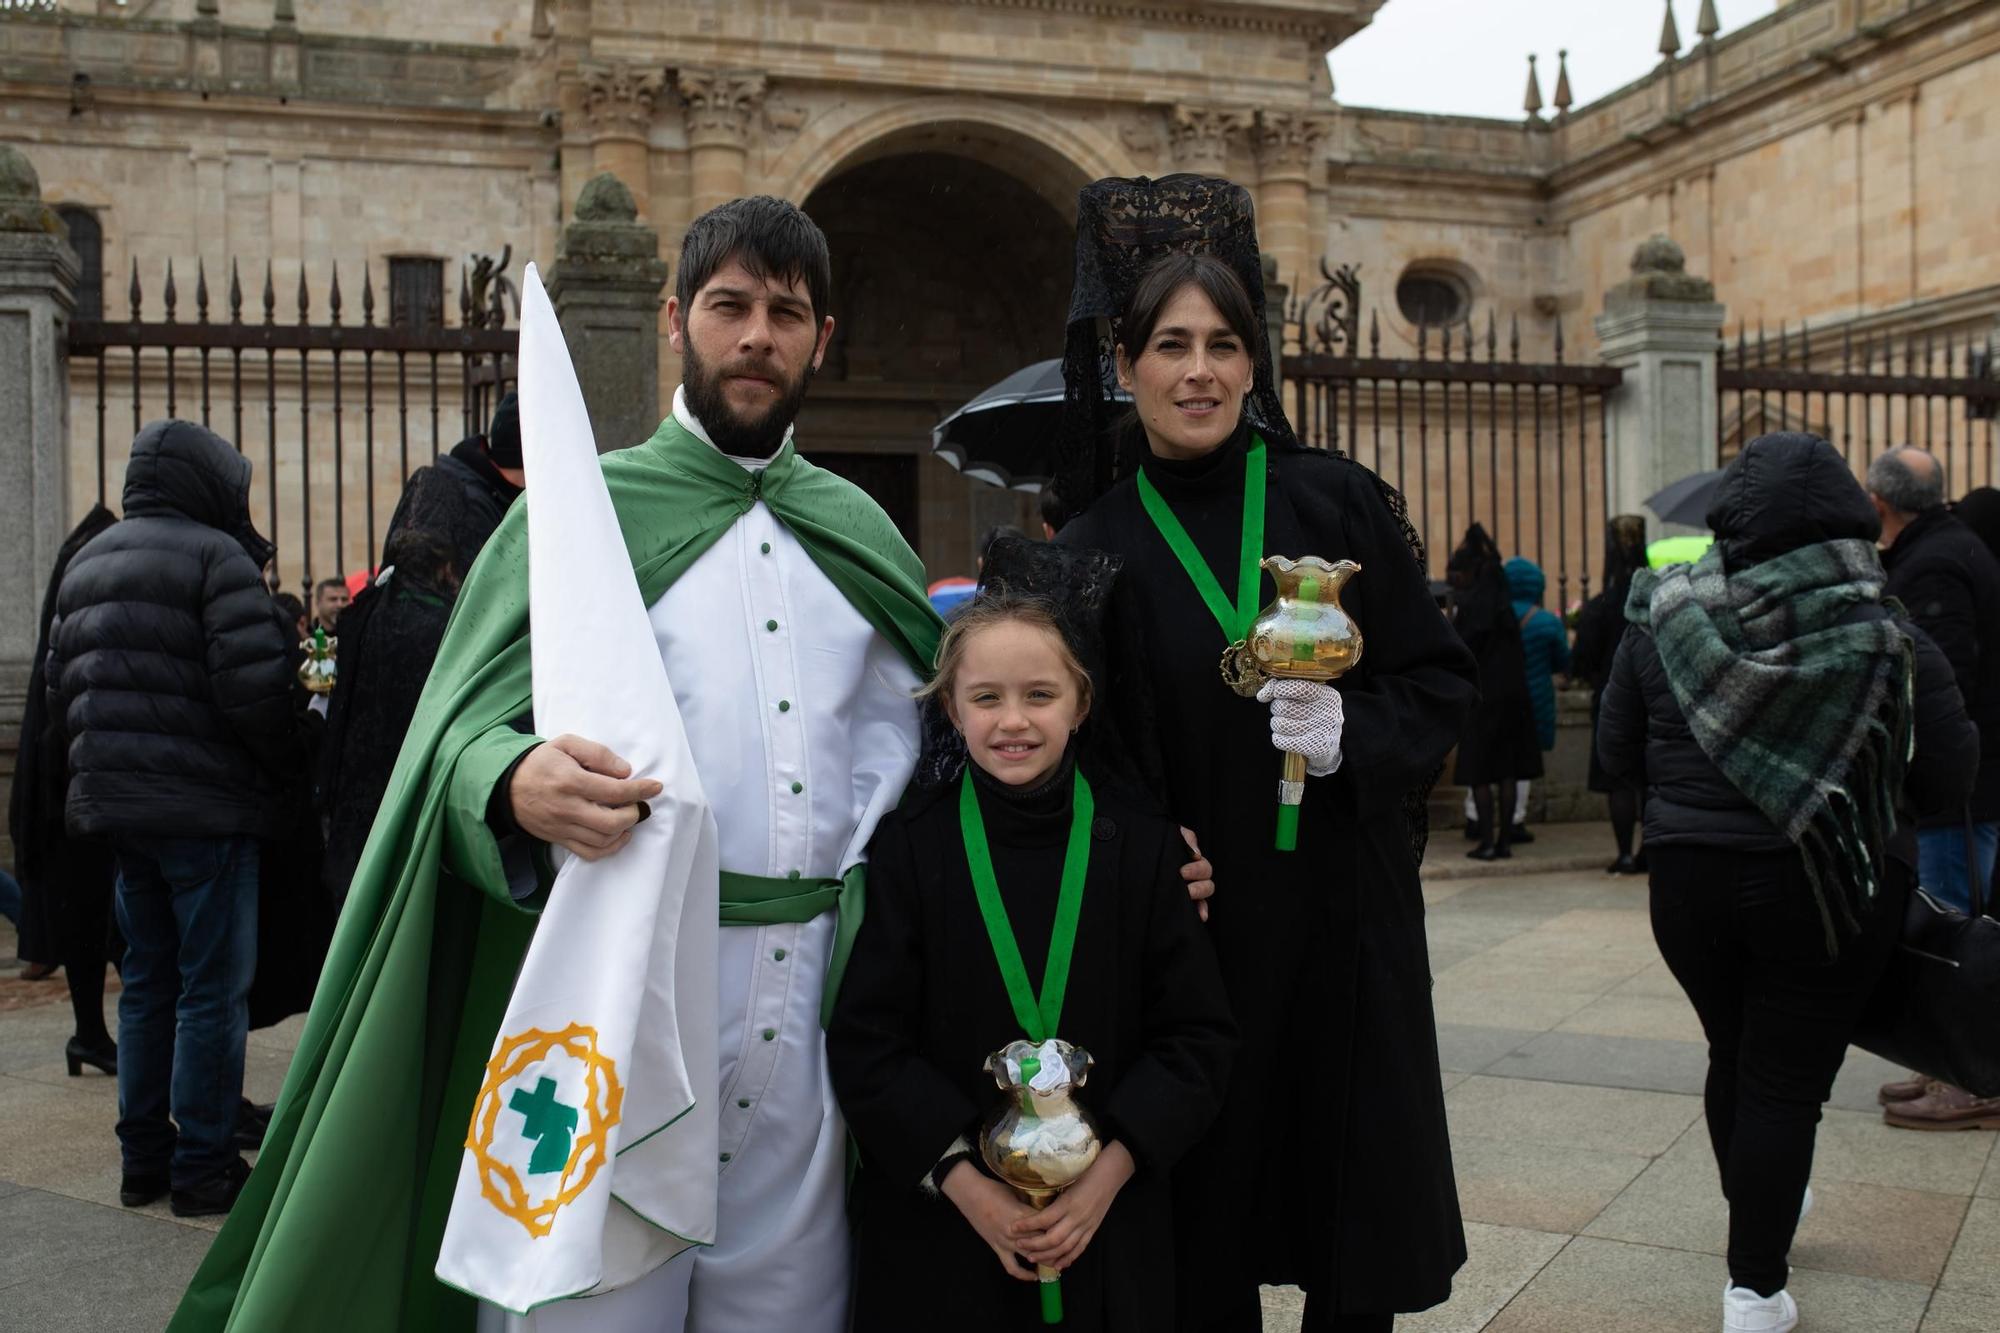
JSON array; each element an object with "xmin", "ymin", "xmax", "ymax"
[{"xmin": 1257, "ymin": 678, "xmax": 1344, "ymax": 777}]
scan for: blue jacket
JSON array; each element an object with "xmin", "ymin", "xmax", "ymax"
[{"xmin": 1505, "ymin": 557, "xmax": 1570, "ymax": 750}]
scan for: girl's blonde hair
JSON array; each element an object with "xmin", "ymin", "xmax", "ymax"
[{"xmin": 918, "ymin": 595, "xmax": 1094, "ymax": 719}]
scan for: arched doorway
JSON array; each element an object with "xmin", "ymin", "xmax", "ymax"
[{"xmin": 797, "ymin": 147, "xmax": 1079, "ymax": 575}]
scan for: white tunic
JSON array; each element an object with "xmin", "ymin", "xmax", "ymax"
[{"xmin": 486, "ymin": 389, "xmax": 922, "ymax": 1333}]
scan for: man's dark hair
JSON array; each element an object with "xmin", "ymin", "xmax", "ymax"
[
  {"xmin": 314, "ymin": 577, "xmax": 346, "ymax": 597},
  {"xmin": 980, "ymin": 524, "xmax": 1026, "ymax": 560},
  {"xmin": 272, "ymin": 592, "xmax": 305, "ymax": 629},
  {"xmin": 1038, "ymin": 485, "xmax": 1065, "ymax": 534},
  {"xmin": 677, "ymin": 196, "xmax": 832, "ymax": 322}
]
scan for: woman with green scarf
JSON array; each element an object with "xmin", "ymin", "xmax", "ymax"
[{"xmin": 1596, "ymin": 433, "xmax": 1977, "ymax": 1333}]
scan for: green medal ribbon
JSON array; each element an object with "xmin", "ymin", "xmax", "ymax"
[
  {"xmin": 958, "ymin": 768, "xmax": 1094, "ymax": 1044},
  {"xmin": 1135, "ymin": 437, "xmax": 1268, "ymax": 644}
]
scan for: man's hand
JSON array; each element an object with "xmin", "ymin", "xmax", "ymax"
[
  {"xmin": 1008, "ymin": 1141, "xmax": 1136, "ymax": 1271},
  {"xmin": 941, "ymin": 1160, "xmax": 1040, "ymax": 1282},
  {"xmin": 1180, "ymin": 827, "xmax": 1215, "ymax": 922},
  {"xmin": 507, "ymin": 734, "xmax": 661, "ymax": 862}
]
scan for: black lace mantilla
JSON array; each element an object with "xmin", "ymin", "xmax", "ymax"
[{"xmin": 914, "ymin": 536, "xmax": 1126, "ymax": 790}]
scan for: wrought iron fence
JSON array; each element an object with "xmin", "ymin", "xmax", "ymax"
[
  {"xmin": 66, "ymin": 253, "xmax": 519, "ymax": 599},
  {"xmin": 1717, "ymin": 322, "xmax": 2000, "ymax": 486},
  {"xmin": 1280, "ymin": 263, "xmax": 1624, "ymax": 610}
]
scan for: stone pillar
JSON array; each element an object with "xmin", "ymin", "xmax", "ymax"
[
  {"xmin": 1261, "ymin": 255, "xmax": 1287, "ymax": 392},
  {"xmin": 1253, "ymin": 112, "xmax": 1327, "ymax": 324},
  {"xmin": 545, "ymin": 173, "xmax": 671, "ymax": 453},
  {"xmin": 578, "ymin": 62, "xmax": 665, "ymax": 216},
  {"xmin": 1594, "ymin": 236, "xmax": 1726, "ymax": 536},
  {"xmin": 676, "ymin": 68, "xmax": 766, "ymax": 219},
  {"xmin": 0, "ymin": 146, "xmax": 80, "ymax": 832},
  {"xmin": 1167, "ymin": 105, "xmax": 1252, "ymax": 176}
]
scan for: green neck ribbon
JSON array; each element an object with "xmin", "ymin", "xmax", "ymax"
[
  {"xmin": 1135, "ymin": 436, "xmax": 1268, "ymax": 644},
  {"xmin": 957, "ymin": 768, "xmax": 1094, "ymax": 1043}
]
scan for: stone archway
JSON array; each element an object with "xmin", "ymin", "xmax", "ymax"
[{"xmin": 795, "ymin": 137, "xmax": 1086, "ymax": 575}]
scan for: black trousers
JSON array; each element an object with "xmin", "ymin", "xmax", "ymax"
[{"xmin": 1647, "ymin": 845, "xmax": 1905, "ymax": 1297}]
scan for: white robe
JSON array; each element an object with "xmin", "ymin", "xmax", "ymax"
[{"xmin": 483, "ymin": 388, "xmax": 922, "ymax": 1333}]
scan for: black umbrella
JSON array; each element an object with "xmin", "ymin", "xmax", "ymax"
[
  {"xmin": 1645, "ymin": 468, "xmax": 1725, "ymax": 528},
  {"xmin": 930, "ymin": 358, "xmax": 1128, "ymax": 492}
]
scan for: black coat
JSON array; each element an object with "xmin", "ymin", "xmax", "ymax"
[
  {"xmin": 48, "ymin": 419, "xmax": 304, "ymax": 841},
  {"xmin": 1059, "ymin": 434, "xmax": 1477, "ymax": 1317},
  {"xmin": 1597, "ymin": 432, "xmax": 1980, "ymax": 867},
  {"xmin": 829, "ymin": 767, "xmax": 1235, "ymax": 1333},
  {"xmin": 1881, "ymin": 506, "xmax": 2000, "ymax": 822},
  {"xmin": 1449, "ymin": 559, "xmax": 1542, "ymax": 786},
  {"xmin": 9, "ymin": 505, "xmax": 119, "ymax": 965}
]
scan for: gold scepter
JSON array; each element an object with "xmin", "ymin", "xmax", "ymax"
[
  {"xmin": 1221, "ymin": 556, "xmax": 1364, "ymax": 852},
  {"xmin": 980, "ymin": 1039, "xmax": 1101, "ymax": 1325}
]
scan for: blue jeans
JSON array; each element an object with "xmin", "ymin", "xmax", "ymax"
[
  {"xmin": 1917, "ymin": 823, "xmax": 2000, "ymax": 917},
  {"xmin": 113, "ymin": 835, "xmax": 258, "ymax": 1186}
]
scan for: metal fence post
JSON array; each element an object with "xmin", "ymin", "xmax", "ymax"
[
  {"xmin": 1594, "ymin": 236, "xmax": 1726, "ymax": 537},
  {"xmin": 0, "ymin": 145, "xmax": 79, "ymax": 861},
  {"xmin": 544, "ymin": 173, "xmax": 671, "ymax": 454}
]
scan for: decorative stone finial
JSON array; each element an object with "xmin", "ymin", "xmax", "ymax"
[
  {"xmin": 1610, "ymin": 234, "xmax": 1715, "ymax": 304},
  {"xmin": 1659, "ymin": 1, "xmax": 1682, "ymax": 59},
  {"xmin": 1697, "ymin": 0, "xmax": 1721, "ymax": 41},
  {"xmin": 1554, "ymin": 50, "xmax": 1573, "ymax": 117},
  {"xmin": 1523, "ymin": 54, "xmax": 1543, "ymax": 119},
  {"xmin": 0, "ymin": 143, "xmax": 62, "ymax": 235},
  {"xmin": 574, "ymin": 172, "xmax": 637, "ymax": 224}
]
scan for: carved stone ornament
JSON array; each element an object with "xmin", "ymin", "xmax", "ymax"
[
  {"xmin": 1609, "ymin": 233, "xmax": 1716, "ymax": 303},
  {"xmin": 0, "ymin": 143, "xmax": 62, "ymax": 236},
  {"xmin": 677, "ymin": 68, "xmax": 769, "ymax": 148},
  {"xmin": 1255, "ymin": 111, "xmax": 1330, "ymax": 178},
  {"xmin": 1169, "ymin": 105, "xmax": 1254, "ymax": 169},
  {"xmin": 579, "ymin": 62, "xmax": 667, "ymax": 137}
]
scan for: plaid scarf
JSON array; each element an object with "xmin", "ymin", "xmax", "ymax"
[{"xmin": 1626, "ymin": 538, "xmax": 1914, "ymax": 950}]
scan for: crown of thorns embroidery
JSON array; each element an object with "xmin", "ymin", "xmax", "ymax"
[{"xmin": 466, "ymin": 1023, "xmax": 624, "ymax": 1238}]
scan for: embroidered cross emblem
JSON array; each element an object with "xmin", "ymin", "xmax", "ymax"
[{"xmin": 509, "ymin": 1076, "xmax": 579, "ymax": 1175}]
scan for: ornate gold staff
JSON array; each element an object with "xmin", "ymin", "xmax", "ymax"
[
  {"xmin": 980, "ymin": 1039, "xmax": 1102, "ymax": 1325},
  {"xmin": 1221, "ymin": 556, "xmax": 1364, "ymax": 851}
]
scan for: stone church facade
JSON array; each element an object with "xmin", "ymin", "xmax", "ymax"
[{"xmin": 6, "ymin": 0, "xmax": 2000, "ymax": 579}]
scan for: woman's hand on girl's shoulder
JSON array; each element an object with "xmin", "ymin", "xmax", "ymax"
[
  {"xmin": 940, "ymin": 1160, "xmax": 1040, "ymax": 1283},
  {"xmin": 1180, "ymin": 826, "xmax": 1214, "ymax": 921}
]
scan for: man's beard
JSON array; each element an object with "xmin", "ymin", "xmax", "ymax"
[{"xmin": 682, "ymin": 341, "xmax": 814, "ymax": 459}]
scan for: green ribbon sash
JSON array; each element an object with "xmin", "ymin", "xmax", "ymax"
[
  {"xmin": 717, "ymin": 866, "xmax": 866, "ymax": 1028},
  {"xmin": 1135, "ymin": 436, "xmax": 1268, "ymax": 645},
  {"xmin": 958, "ymin": 770, "xmax": 1093, "ymax": 1043}
]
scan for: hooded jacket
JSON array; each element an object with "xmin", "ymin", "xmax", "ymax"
[
  {"xmin": 1596, "ymin": 433, "xmax": 1977, "ymax": 864},
  {"xmin": 1505, "ymin": 557, "xmax": 1570, "ymax": 750},
  {"xmin": 1879, "ymin": 504, "xmax": 2000, "ymax": 823},
  {"xmin": 47, "ymin": 419, "xmax": 303, "ymax": 840}
]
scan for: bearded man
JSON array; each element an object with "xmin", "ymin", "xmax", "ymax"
[{"xmin": 169, "ymin": 197, "xmax": 941, "ymax": 1333}]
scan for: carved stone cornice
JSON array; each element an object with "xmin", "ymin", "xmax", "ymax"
[
  {"xmin": 578, "ymin": 61, "xmax": 666, "ymax": 139},
  {"xmin": 1169, "ymin": 104, "xmax": 1254, "ymax": 170},
  {"xmin": 1254, "ymin": 110, "xmax": 1329, "ymax": 182},
  {"xmin": 676, "ymin": 68, "xmax": 769, "ymax": 151}
]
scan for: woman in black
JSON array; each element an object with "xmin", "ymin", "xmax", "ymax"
[
  {"xmin": 1571, "ymin": 514, "xmax": 1649, "ymax": 873},
  {"xmin": 829, "ymin": 568, "xmax": 1236, "ymax": 1332},
  {"xmin": 1597, "ymin": 433, "xmax": 1977, "ymax": 1332},
  {"xmin": 1446, "ymin": 523, "xmax": 1543, "ymax": 861},
  {"xmin": 1053, "ymin": 178, "xmax": 1477, "ymax": 1331}
]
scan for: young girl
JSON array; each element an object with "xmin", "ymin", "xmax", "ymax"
[{"xmin": 828, "ymin": 592, "xmax": 1236, "ymax": 1332}]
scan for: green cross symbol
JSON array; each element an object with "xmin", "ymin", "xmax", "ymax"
[{"xmin": 509, "ymin": 1076, "xmax": 579, "ymax": 1175}]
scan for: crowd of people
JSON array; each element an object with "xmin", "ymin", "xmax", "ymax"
[{"xmin": 2, "ymin": 173, "xmax": 1996, "ymax": 1333}]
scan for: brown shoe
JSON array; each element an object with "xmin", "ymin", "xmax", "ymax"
[
  {"xmin": 1878, "ymin": 1076, "xmax": 1932, "ymax": 1105},
  {"xmin": 1883, "ymin": 1081, "xmax": 2000, "ymax": 1131}
]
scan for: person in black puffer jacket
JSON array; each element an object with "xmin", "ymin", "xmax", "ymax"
[
  {"xmin": 46, "ymin": 418, "xmax": 304, "ymax": 1220},
  {"xmin": 1597, "ymin": 433, "xmax": 1978, "ymax": 1333}
]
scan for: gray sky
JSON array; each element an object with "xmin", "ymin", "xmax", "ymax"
[{"xmin": 1329, "ymin": 0, "xmax": 1781, "ymax": 120}]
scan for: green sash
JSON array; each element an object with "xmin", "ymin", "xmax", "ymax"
[{"xmin": 718, "ymin": 866, "xmax": 865, "ymax": 1027}]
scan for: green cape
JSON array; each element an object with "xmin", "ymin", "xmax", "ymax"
[{"xmin": 169, "ymin": 419, "xmax": 941, "ymax": 1332}]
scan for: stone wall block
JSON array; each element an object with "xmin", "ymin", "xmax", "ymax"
[{"xmin": 544, "ymin": 173, "xmax": 671, "ymax": 454}]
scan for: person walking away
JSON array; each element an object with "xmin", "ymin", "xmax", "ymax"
[
  {"xmin": 830, "ymin": 570, "xmax": 1235, "ymax": 1332},
  {"xmin": 1055, "ymin": 178, "xmax": 1476, "ymax": 1331},
  {"xmin": 10, "ymin": 505, "xmax": 121, "ymax": 1058},
  {"xmin": 46, "ymin": 420, "xmax": 306, "ymax": 1217},
  {"xmin": 1503, "ymin": 556, "xmax": 1569, "ymax": 842},
  {"xmin": 1447, "ymin": 526, "xmax": 1543, "ymax": 861},
  {"xmin": 1574, "ymin": 515, "xmax": 1650, "ymax": 874},
  {"xmin": 1864, "ymin": 445, "xmax": 2000, "ymax": 1128},
  {"xmin": 1597, "ymin": 432, "xmax": 1978, "ymax": 1333},
  {"xmin": 316, "ymin": 393, "xmax": 524, "ymax": 904},
  {"xmin": 1956, "ymin": 486, "xmax": 2000, "ymax": 562}
]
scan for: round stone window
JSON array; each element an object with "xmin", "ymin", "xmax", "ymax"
[{"xmin": 1395, "ymin": 269, "xmax": 1471, "ymax": 329}]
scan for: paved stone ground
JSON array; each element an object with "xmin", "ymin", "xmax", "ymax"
[{"xmin": 5, "ymin": 823, "xmax": 1997, "ymax": 1331}]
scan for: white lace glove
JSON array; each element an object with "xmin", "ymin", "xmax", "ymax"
[{"xmin": 1257, "ymin": 678, "xmax": 1344, "ymax": 777}]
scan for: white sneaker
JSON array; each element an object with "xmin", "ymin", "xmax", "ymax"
[{"xmin": 1722, "ymin": 1284, "xmax": 1798, "ymax": 1333}]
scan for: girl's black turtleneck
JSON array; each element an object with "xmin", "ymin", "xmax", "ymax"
[{"xmin": 964, "ymin": 749, "xmax": 1078, "ymax": 978}]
